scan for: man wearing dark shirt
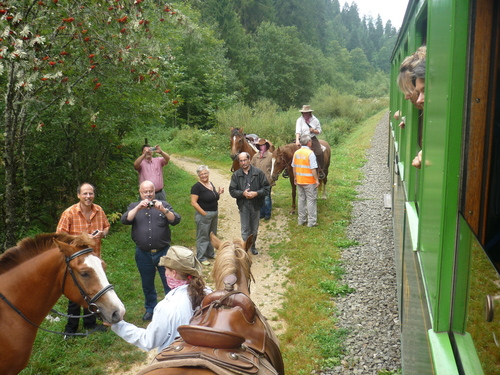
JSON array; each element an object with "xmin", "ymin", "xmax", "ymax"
[
  {"xmin": 229, "ymin": 152, "xmax": 270, "ymax": 255},
  {"xmin": 121, "ymin": 180, "xmax": 181, "ymax": 321}
]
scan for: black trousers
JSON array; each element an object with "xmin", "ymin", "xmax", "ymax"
[
  {"xmin": 64, "ymin": 300, "xmax": 96, "ymax": 333},
  {"xmin": 311, "ymin": 136, "xmax": 324, "ymax": 172}
]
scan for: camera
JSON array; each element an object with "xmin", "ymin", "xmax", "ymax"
[
  {"xmin": 150, "ymin": 147, "xmax": 156, "ymax": 152},
  {"xmin": 146, "ymin": 200, "xmax": 156, "ymax": 208}
]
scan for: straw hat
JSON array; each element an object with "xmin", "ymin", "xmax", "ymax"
[
  {"xmin": 299, "ymin": 105, "xmax": 314, "ymax": 113},
  {"xmin": 159, "ymin": 246, "xmax": 202, "ymax": 278}
]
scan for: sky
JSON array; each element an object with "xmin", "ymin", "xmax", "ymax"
[{"xmin": 345, "ymin": 0, "xmax": 409, "ymax": 30}]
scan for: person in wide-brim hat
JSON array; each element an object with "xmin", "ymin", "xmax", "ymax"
[
  {"xmin": 299, "ymin": 105, "xmax": 314, "ymax": 113},
  {"xmin": 107, "ymin": 245, "xmax": 210, "ymax": 353},
  {"xmin": 295, "ymin": 104, "xmax": 325, "ymax": 180},
  {"xmin": 159, "ymin": 245, "xmax": 203, "ymax": 278},
  {"xmin": 256, "ymin": 138, "xmax": 271, "ymax": 149}
]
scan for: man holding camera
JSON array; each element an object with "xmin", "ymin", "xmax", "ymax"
[
  {"xmin": 134, "ymin": 143, "xmax": 170, "ymax": 201},
  {"xmin": 121, "ymin": 180, "xmax": 181, "ymax": 321},
  {"xmin": 57, "ymin": 182, "xmax": 110, "ymax": 338}
]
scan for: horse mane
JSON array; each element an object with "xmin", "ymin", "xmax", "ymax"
[
  {"xmin": 212, "ymin": 238, "xmax": 253, "ymax": 291},
  {"xmin": 0, "ymin": 232, "xmax": 93, "ymax": 274}
]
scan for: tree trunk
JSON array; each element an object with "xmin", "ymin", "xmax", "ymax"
[{"xmin": 2, "ymin": 63, "xmax": 26, "ymax": 250}]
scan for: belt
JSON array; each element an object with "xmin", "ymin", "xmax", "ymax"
[
  {"xmin": 141, "ymin": 248, "xmax": 160, "ymax": 253},
  {"xmin": 155, "ymin": 188, "xmax": 164, "ymax": 193}
]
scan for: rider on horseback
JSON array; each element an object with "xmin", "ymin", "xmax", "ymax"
[{"xmin": 295, "ymin": 105, "xmax": 325, "ymax": 179}]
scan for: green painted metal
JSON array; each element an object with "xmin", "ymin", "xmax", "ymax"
[
  {"xmin": 417, "ymin": 0, "xmax": 469, "ymax": 332},
  {"xmin": 454, "ymin": 334, "xmax": 485, "ymax": 375},
  {"xmin": 428, "ymin": 330, "xmax": 459, "ymax": 374}
]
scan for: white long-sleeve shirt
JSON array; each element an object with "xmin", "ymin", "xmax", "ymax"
[
  {"xmin": 111, "ymin": 285, "xmax": 193, "ymax": 352},
  {"xmin": 295, "ymin": 115, "xmax": 322, "ymax": 137}
]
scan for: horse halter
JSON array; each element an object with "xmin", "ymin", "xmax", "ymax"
[{"xmin": 63, "ymin": 247, "xmax": 115, "ymax": 314}]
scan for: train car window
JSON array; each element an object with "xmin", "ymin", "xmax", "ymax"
[{"xmin": 462, "ymin": 0, "xmax": 500, "ymax": 265}]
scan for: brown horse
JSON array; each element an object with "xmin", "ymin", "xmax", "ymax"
[
  {"xmin": 0, "ymin": 233, "xmax": 126, "ymax": 375},
  {"xmin": 229, "ymin": 127, "xmax": 257, "ymax": 172},
  {"xmin": 271, "ymin": 140, "xmax": 331, "ymax": 214},
  {"xmin": 136, "ymin": 234, "xmax": 284, "ymax": 375}
]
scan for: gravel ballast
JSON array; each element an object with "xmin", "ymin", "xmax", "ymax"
[{"xmin": 320, "ymin": 113, "xmax": 401, "ymax": 374}]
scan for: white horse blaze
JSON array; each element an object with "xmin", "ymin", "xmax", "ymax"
[{"xmin": 83, "ymin": 254, "xmax": 125, "ymax": 320}]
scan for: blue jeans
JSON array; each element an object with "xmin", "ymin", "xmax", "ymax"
[
  {"xmin": 195, "ymin": 211, "xmax": 218, "ymax": 262},
  {"xmin": 135, "ymin": 246, "xmax": 171, "ymax": 312},
  {"xmin": 260, "ymin": 188, "xmax": 272, "ymax": 219}
]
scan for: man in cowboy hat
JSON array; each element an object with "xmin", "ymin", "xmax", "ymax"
[
  {"xmin": 295, "ymin": 105, "xmax": 325, "ymax": 179},
  {"xmin": 106, "ymin": 246, "xmax": 210, "ymax": 352},
  {"xmin": 251, "ymin": 138, "xmax": 275, "ymax": 220}
]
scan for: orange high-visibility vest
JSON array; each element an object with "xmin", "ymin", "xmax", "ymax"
[{"xmin": 293, "ymin": 148, "xmax": 316, "ymax": 184}]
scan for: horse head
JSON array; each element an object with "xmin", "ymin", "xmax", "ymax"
[
  {"xmin": 55, "ymin": 236, "xmax": 125, "ymax": 325},
  {"xmin": 210, "ymin": 233, "xmax": 254, "ymax": 296},
  {"xmin": 229, "ymin": 127, "xmax": 245, "ymax": 160},
  {"xmin": 271, "ymin": 147, "xmax": 287, "ymax": 181}
]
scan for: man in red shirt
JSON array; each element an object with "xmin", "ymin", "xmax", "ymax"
[{"xmin": 57, "ymin": 182, "xmax": 110, "ymax": 338}]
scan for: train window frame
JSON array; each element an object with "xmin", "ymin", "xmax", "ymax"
[{"xmin": 461, "ymin": 0, "xmax": 499, "ymax": 250}]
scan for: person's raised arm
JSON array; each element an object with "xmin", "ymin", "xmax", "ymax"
[
  {"xmin": 134, "ymin": 148, "xmax": 147, "ymax": 170},
  {"xmin": 155, "ymin": 145, "xmax": 170, "ymax": 164}
]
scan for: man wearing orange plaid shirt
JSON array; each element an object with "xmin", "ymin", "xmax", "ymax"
[{"xmin": 57, "ymin": 182, "xmax": 110, "ymax": 339}]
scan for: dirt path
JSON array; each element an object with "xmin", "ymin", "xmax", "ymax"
[{"xmin": 113, "ymin": 155, "xmax": 289, "ymax": 374}]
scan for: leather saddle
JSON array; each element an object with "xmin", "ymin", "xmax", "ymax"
[{"xmin": 150, "ymin": 277, "xmax": 284, "ymax": 375}]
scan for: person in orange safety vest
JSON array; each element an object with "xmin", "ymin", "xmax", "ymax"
[{"xmin": 292, "ymin": 135, "xmax": 320, "ymax": 227}]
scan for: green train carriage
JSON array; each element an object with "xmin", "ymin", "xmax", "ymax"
[{"xmin": 389, "ymin": 0, "xmax": 500, "ymax": 373}]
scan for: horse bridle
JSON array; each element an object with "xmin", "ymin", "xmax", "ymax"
[
  {"xmin": 273, "ymin": 155, "xmax": 292, "ymax": 179},
  {"xmin": 62, "ymin": 247, "xmax": 115, "ymax": 315},
  {"xmin": 0, "ymin": 247, "xmax": 115, "ymax": 336}
]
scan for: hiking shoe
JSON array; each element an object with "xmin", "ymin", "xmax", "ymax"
[{"xmin": 142, "ymin": 312, "xmax": 154, "ymax": 321}]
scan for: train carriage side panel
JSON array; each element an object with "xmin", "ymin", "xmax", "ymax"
[{"xmin": 418, "ymin": 0, "xmax": 469, "ymax": 333}]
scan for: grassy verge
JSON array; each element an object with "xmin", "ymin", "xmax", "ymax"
[{"xmin": 20, "ymin": 110, "xmax": 383, "ymax": 374}]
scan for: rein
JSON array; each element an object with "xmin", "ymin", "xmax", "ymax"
[{"xmin": 0, "ymin": 247, "xmax": 115, "ymax": 337}]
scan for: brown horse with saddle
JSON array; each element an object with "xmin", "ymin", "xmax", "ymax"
[
  {"xmin": 137, "ymin": 234, "xmax": 284, "ymax": 375},
  {"xmin": 270, "ymin": 141, "xmax": 331, "ymax": 214}
]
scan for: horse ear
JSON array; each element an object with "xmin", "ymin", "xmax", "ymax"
[
  {"xmin": 210, "ymin": 232, "xmax": 221, "ymax": 249},
  {"xmin": 243, "ymin": 234, "xmax": 253, "ymax": 253},
  {"xmin": 53, "ymin": 238, "xmax": 74, "ymax": 256}
]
